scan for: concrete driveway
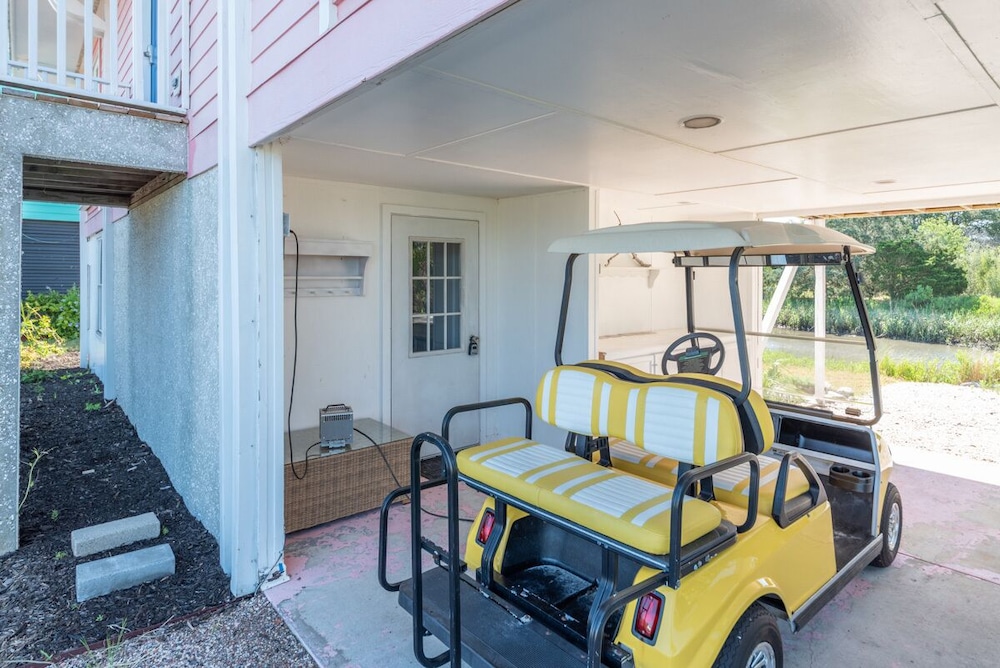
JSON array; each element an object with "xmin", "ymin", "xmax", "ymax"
[{"xmin": 266, "ymin": 445, "xmax": 1000, "ymax": 667}]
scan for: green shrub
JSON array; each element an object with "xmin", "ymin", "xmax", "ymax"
[
  {"xmin": 22, "ymin": 287, "xmax": 80, "ymax": 340},
  {"xmin": 20, "ymin": 300, "xmax": 65, "ymax": 368}
]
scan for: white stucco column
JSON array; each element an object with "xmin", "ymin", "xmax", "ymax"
[{"xmin": 216, "ymin": 0, "xmax": 285, "ymax": 595}]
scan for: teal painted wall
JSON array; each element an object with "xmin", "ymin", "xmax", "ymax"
[{"xmin": 21, "ymin": 201, "xmax": 81, "ymax": 223}]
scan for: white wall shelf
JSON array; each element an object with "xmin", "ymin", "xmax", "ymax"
[{"xmin": 283, "ymin": 238, "xmax": 373, "ymax": 297}]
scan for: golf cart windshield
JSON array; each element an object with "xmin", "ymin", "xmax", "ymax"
[{"xmin": 549, "ymin": 221, "xmax": 882, "ymax": 425}]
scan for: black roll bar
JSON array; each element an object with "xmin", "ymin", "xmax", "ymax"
[
  {"xmin": 554, "ymin": 253, "xmax": 579, "ymax": 366},
  {"xmin": 727, "ymin": 248, "xmax": 752, "ymax": 406},
  {"xmin": 844, "ymin": 249, "xmax": 883, "ymax": 424},
  {"xmin": 408, "ymin": 432, "xmax": 462, "ymax": 668},
  {"xmin": 441, "ymin": 397, "xmax": 532, "ymax": 443}
]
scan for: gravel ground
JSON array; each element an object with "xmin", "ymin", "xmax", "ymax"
[
  {"xmin": 55, "ymin": 594, "xmax": 312, "ymax": 668},
  {"xmin": 44, "ymin": 379, "xmax": 998, "ymax": 667},
  {"xmin": 879, "ymin": 381, "xmax": 1000, "ymax": 464}
]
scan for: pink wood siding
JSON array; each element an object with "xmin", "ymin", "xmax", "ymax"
[
  {"xmin": 117, "ymin": 0, "xmax": 135, "ymax": 98},
  {"xmin": 250, "ymin": 1, "xmax": 322, "ymax": 93},
  {"xmin": 168, "ymin": 0, "xmax": 184, "ymax": 108},
  {"xmin": 247, "ymin": 0, "xmax": 512, "ymax": 145},
  {"xmin": 188, "ymin": 0, "xmax": 219, "ymax": 176}
]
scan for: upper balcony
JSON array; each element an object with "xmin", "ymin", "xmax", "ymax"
[{"xmin": 2, "ymin": 0, "xmax": 188, "ymax": 112}]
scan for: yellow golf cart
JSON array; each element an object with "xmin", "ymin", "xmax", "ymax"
[{"xmin": 379, "ymin": 221, "xmax": 901, "ymax": 668}]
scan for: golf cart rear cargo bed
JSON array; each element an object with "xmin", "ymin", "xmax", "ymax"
[{"xmin": 398, "ymin": 568, "xmax": 612, "ymax": 668}]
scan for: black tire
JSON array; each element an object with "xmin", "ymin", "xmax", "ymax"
[
  {"xmin": 872, "ymin": 482, "xmax": 902, "ymax": 567},
  {"xmin": 713, "ymin": 603, "xmax": 783, "ymax": 668}
]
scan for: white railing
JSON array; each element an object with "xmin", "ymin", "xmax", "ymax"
[{"xmin": 0, "ymin": 0, "xmax": 188, "ymax": 111}]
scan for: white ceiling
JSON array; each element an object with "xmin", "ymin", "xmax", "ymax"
[{"xmin": 282, "ymin": 0, "xmax": 1000, "ymax": 219}]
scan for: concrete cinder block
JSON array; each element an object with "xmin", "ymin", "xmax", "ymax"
[
  {"xmin": 71, "ymin": 512, "xmax": 161, "ymax": 557},
  {"xmin": 76, "ymin": 543, "xmax": 175, "ymax": 602}
]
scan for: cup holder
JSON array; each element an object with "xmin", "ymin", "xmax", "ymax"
[{"xmin": 828, "ymin": 465, "xmax": 874, "ymax": 493}]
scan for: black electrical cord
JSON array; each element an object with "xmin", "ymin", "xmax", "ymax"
[
  {"xmin": 355, "ymin": 427, "xmax": 474, "ymax": 523},
  {"xmin": 287, "ymin": 230, "xmax": 308, "ymax": 480}
]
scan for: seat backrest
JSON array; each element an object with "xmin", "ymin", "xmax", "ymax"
[
  {"xmin": 536, "ymin": 366, "xmax": 744, "ymax": 466},
  {"xmin": 573, "ymin": 360, "xmax": 775, "ymax": 455}
]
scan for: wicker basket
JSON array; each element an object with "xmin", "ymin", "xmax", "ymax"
[{"xmin": 284, "ymin": 434, "xmax": 411, "ymax": 533}]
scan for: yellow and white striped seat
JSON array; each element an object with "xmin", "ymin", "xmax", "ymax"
[
  {"xmin": 457, "ymin": 366, "xmax": 746, "ymax": 555},
  {"xmin": 607, "ymin": 440, "xmax": 810, "ymax": 512}
]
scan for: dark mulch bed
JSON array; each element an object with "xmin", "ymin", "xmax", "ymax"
[{"xmin": 1, "ymin": 358, "xmax": 233, "ymax": 664}]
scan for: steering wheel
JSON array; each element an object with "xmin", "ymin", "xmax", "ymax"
[{"xmin": 661, "ymin": 332, "xmax": 726, "ymax": 376}]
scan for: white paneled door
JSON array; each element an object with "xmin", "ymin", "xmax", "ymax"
[{"xmin": 390, "ymin": 215, "xmax": 480, "ymax": 449}]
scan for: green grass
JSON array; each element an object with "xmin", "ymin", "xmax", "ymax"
[
  {"xmin": 763, "ymin": 349, "xmax": 1000, "ymax": 389},
  {"xmin": 878, "ymin": 352, "xmax": 1000, "ymax": 386}
]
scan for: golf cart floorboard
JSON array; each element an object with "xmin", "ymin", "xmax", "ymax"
[{"xmin": 399, "ymin": 568, "xmax": 609, "ymax": 668}]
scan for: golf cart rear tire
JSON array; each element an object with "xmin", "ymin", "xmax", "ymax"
[
  {"xmin": 872, "ymin": 482, "xmax": 902, "ymax": 568},
  {"xmin": 713, "ymin": 603, "xmax": 783, "ymax": 668}
]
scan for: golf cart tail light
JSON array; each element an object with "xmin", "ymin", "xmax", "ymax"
[
  {"xmin": 634, "ymin": 592, "xmax": 663, "ymax": 641},
  {"xmin": 476, "ymin": 509, "xmax": 496, "ymax": 545}
]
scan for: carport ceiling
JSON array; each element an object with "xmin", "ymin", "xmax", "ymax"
[{"xmin": 282, "ymin": 0, "xmax": 1000, "ymax": 219}]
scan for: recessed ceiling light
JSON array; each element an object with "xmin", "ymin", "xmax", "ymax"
[
  {"xmin": 680, "ymin": 115, "xmax": 723, "ymax": 129},
  {"xmin": 873, "ymin": 179, "xmax": 896, "ymax": 185}
]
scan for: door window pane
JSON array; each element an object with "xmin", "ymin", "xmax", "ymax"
[
  {"xmin": 446, "ymin": 279, "xmax": 461, "ymax": 312},
  {"xmin": 412, "ymin": 279, "xmax": 427, "ymax": 314},
  {"xmin": 430, "ymin": 278, "xmax": 444, "ymax": 314},
  {"xmin": 411, "ymin": 239, "xmax": 463, "ymax": 354},
  {"xmin": 412, "ymin": 241, "xmax": 428, "ymax": 277},
  {"xmin": 430, "ymin": 242, "xmax": 445, "ymax": 277},
  {"xmin": 412, "ymin": 317, "xmax": 428, "ymax": 353},
  {"xmin": 447, "ymin": 315, "xmax": 461, "ymax": 349},
  {"xmin": 447, "ymin": 243, "xmax": 461, "ymax": 277}
]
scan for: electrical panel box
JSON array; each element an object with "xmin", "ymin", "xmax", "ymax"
[{"xmin": 320, "ymin": 404, "xmax": 354, "ymax": 448}]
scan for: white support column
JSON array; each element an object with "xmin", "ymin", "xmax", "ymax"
[
  {"xmin": 217, "ymin": 0, "xmax": 283, "ymax": 596},
  {"xmin": 27, "ymin": 0, "xmax": 39, "ymax": 80},
  {"xmin": 180, "ymin": 0, "xmax": 190, "ymax": 109},
  {"xmin": 131, "ymin": 1, "xmax": 146, "ymax": 101},
  {"xmin": 761, "ymin": 266, "xmax": 798, "ymax": 334},
  {"xmin": 79, "ymin": 209, "xmax": 90, "ymax": 368},
  {"xmin": 0, "ymin": 0, "xmax": 9, "ymax": 80},
  {"xmin": 102, "ymin": 209, "xmax": 116, "ymax": 399},
  {"xmin": 83, "ymin": 0, "xmax": 94, "ymax": 91},
  {"xmin": 108, "ymin": 0, "xmax": 119, "ymax": 96},
  {"xmin": 254, "ymin": 142, "xmax": 285, "ymax": 584},
  {"xmin": 814, "ymin": 220, "xmax": 827, "ymax": 402},
  {"xmin": 56, "ymin": 0, "xmax": 68, "ymax": 86}
]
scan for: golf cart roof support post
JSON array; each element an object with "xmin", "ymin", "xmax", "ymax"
[
  {"xmin": 554, "ymin": 253, "xmax": 580, "ymax": 366},
  {"xmin": 685, "ymin": 265, "xmax": 695, "ymax": 333},
  {"xmin": 844, "ymin": 251, "xmax": 883, "ymax": 423},
  {"xmin": 728, "ymin": 248, "xmax": 752, "ymax": 406}
]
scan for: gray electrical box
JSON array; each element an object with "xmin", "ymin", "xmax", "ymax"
[{"xmin": 319, "ymin": 404, "xmax": 354, "ymax": 448}]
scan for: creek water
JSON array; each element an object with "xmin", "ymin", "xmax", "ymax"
[{"xmin": 766, "ymin": 332, "xmax": 997, "ymax": 363}]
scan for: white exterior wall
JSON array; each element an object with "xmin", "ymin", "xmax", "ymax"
[
  {"xmin": 489, "ymin": 189, "xmax": 594, "ymax": 446},
  {"xmin": 281, "ymin": 177, "xmax": 499, "ymax": 431}
]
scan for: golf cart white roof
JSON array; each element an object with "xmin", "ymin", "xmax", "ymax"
[{"xmin": 548, "ymin": 221, "xmax": 874, "ymax": 257}]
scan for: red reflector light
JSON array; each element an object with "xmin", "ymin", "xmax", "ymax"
[
  {"xmin": 476, "ymin": 509, "xmax": 496, "ymax": 545},
  {"xmin": 634, "ymin": 592, "xmax": 663, "ymax": 642}
]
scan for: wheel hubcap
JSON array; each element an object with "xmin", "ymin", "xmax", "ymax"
[
  {"xmin": 887, "ymin": 502, "xmax": 901, "ymax": 550},
  {"xmin": 747, "ymin": 642, "xmax": 777, "ymax": 668}
]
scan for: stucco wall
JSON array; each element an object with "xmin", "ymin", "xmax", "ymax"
[
  {"xmin": 0, "ymin": 93, "xmax": 186, "ymax": 555},
  {"xmin": 112, "ymin": 170, "xmax": 221, "ymax": 536}
]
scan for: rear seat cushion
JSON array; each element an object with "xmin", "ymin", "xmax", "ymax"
[
  {"xmin": 608, "ymin": 440, "xmax": 810, "ymax": 511},
  {"xmin": 457, "ymin": 438, "xmax": 722, "ymax": 554}
]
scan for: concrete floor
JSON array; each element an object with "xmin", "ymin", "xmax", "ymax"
[{"xmin": 266, "ymin": 446, "xmax": 1000, "ymax": 667}]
